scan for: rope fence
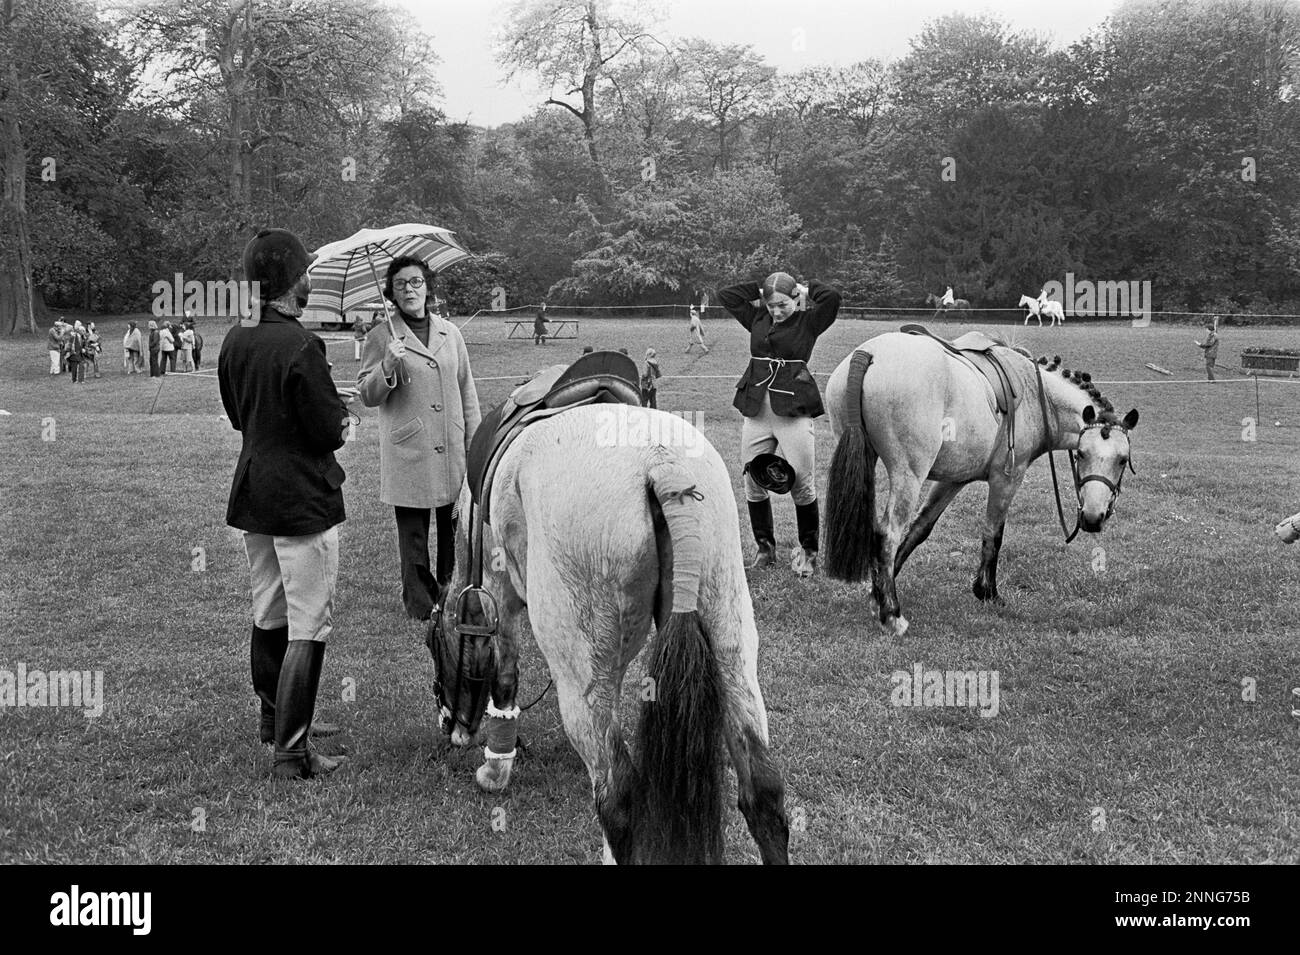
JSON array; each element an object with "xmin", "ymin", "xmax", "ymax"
[{"xmin": 442, "ymin": 303, "xmax": 1300, "ymax": 323}]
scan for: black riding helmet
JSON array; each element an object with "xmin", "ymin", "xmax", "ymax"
[{"xmin": 744, "ymin": 453, "xmax": 796, "ymax": 494}]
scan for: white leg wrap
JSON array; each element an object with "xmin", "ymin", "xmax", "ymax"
[{"xmin": 486, "ymin": 701, "xmax": 520, "ymax": 719}]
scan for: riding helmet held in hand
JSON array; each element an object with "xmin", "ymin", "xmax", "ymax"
[{"xmin": 744, "ymin": 453, "xmax": 797, "ymax": 494}]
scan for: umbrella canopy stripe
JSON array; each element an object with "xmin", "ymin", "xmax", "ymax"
[{"xmin": 306, "ymin": 224, "xmax": 471, "ymax": 317}]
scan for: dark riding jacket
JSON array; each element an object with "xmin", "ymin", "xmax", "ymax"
[
  {"xmin": 718, "ymin": 279, "xmax": 841, "ymax": 418},
  {"xmin": 218, "ymin": 307, "xmax": 348, "ymax": 536}
]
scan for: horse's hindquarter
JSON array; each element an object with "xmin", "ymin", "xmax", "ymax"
[
  {"xmin": 493, "ymin": 407, "xmax": 758, "ymax": 678},
  {"xmin": 830, "ymin": 334, "xmax": 1002, "ymax": 482}
]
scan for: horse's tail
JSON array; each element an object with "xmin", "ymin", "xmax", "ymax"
[
  {"xmin": 825, "ymin": 349, "xmax": 876, "ymax": 582},
  {"xmin": 631, "ymin": 453, "xmax": 726, "ymax": 864}
]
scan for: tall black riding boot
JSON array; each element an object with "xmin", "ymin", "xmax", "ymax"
[
  {"xmin": 272, "ymin": 641, "xmax": 346, "ymax": 780},
  {"xmin": 747, "ymin": 499, "xmax": 776, "ymax": 570},
  {"xmin": 251, "ymin": 625, "xmax": 288, "ymax": 744},
  {"xmin": 251, "ymin": 625, "xmax": 340, "ymax": 744},
  {"xmin": 795, "ymin": 500, "xmax": 820, "ymax": 577}
]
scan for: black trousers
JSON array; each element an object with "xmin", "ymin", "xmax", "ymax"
[{"xmin": 394, "ymin": 504, "xmax": 456, "ymax": 620}]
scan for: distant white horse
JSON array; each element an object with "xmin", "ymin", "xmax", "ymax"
[
  {"xmin": 1019, "ymin": 294, "xmax": 1065, "ymax": 327},
  {"xmin": 430, "ymin": 404, "xmax": 790, "ymax": 865}
]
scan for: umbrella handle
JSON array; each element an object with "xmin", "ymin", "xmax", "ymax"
[{"xmin": 363, "ymin": 250, "xmax": 409, "ymax": 386}]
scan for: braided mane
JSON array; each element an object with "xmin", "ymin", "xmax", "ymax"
[{"xmin": 1036, "ymin": 355, "xmax": 1126, "ymax": 428}]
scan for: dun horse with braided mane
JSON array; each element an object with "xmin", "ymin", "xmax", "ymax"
[
  {"xmin": 823, "ymin": 326, "xmax": 1139, "ymax": 636},
  {"xmin": 428, "ymin": 352, "xmax": 789, "ymax": 865}
]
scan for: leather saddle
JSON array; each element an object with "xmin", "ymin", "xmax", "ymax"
[
  {"xmin": 900, "ymin": 323, "xmax": 1022, "ymax": 471},
  {"xmin": 467, "ymin": 351, "xmax": 642, "ymax": 524}
]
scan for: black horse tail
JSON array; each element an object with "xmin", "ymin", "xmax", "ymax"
[
  {"xmin": 824, "ymin": 349, "xmax": 876, "ymax": 582},
  {"xmin": 629, "ymin": 454, "xmax": 726, "ymax": 864}
]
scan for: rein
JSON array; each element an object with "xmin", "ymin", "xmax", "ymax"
[
  {"xmin": 1033, "ymin": 360, "xmax": 1134, "ymax": 544},
  {"xmin": 1035, "ymin": 360, "xmax": 1081, "ymax": 542}
]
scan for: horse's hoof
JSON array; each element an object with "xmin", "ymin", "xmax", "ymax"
[
  {"xmin": 882, "ymin": 615, "xmax": 909, "ymax": 638},
  {"xmin": 475, "ymin": 756, "xmax": 515, "ymax": 793}
]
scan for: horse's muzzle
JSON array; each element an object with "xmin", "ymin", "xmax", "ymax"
[{"xmin": 1078, "ymin": 513, "xmax": 1106, "ymax": 534}]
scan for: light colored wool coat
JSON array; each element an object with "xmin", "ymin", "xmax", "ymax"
[{"xmin": 359, "ymin": 310, "xmax": 482, "ymax": 509}]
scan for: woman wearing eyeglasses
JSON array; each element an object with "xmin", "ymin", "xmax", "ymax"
[{"xmin": 359, "ymin": 256, "xmax": 482, "ymax": 621}]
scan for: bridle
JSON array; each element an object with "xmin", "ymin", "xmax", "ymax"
[
  {"xmin": 1034, "ymin": 360, "xmax": 1136, "ymax": 544},
  {"xmin": 430, "ymin": 493, "xmax": 552, "ymax": 737},
  {"xmin": 431, "ymin": 494, "xmax": 499, "ymax": 737}
]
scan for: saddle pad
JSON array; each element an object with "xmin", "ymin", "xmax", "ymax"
[{"xmin": 467, "ymin": 351, "xmax": 643, "ymax": 520}]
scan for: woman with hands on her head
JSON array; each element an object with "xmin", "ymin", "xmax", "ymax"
[
  {"xmin": 718, "ymin": 270, "xmax": 841, "ymax": 578},
  {"xmin": 358, "ymin": 257, "xmax": 482, "ymax": 622}
]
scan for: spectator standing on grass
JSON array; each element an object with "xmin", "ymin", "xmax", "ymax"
[
  {"xmin": 719, "ymin": 271, "xmax": 841, "ymax": 578},
  {"xmin": 66, "ymin": 322, "xmax": 85, "ymax": 384},
  {"xmin": 533, "ymin": 301, "xmax": 548, "ymax": 345},
  {"xmin": 123, "ymin": 322, "xmax": 136, "ymax": 374},
  {"xmin": 1195, "ymin": 318, "xmax": 1220, "ymax": 381},
  {"xmin": 219, "ymin": 228, "xmax": 350, "ymax": 780},
  {"xmin": 86, "ymin": 323, "xmax": 102, "ymax": 378},
  {"xmin": 685, "ymin": 305, "xmax": 710, "ymax": 354},
  {"xmin": 180, "ymin": 324, "xmax": 196, "ymax": 371},
  {"xmin": 191, "ymin": 323, "xmax": 204, "ymax": 371},
  {"xmin": 148, "ymin": 321, "xmax": 161, "ymax": 377},
  {"xmin": 159, "ymin": 321, "xmax": 175, "ymax": 374},
  {"xmin": 641, "ymin": 347, "xmax": 662, "ymax": 408},
  {"xmin": 59, "ymin": 321, "xmax": 73, "ymax": 374},
  {"xmin": 358, "ymin": 256, "xmax": 482, "ymax": 624},
  {"xmin": 48, "ymin": 321, "xmax": 64, "ymax": 375},
  {"xmin": 353, "ymin": 315, "xmax": 367, "ymax": 361}
]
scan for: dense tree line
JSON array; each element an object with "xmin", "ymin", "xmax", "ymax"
[{"xmin": 2, "ymin": 0, "xmax": 1298, "ymax": 332}]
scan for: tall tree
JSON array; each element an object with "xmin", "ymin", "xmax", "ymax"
[
  {"xmin": 128, "ymin": 0, "xmax": 418, "ymax": 277},
  {"xmin": 679, "ymin": 40, "xmax": 775, "ymax": 171},
  {"xmin": 497, "ymin": 0, "xmax": 659, "ymax": 194},
  {"xmin": 0, "ymin": 0, "xmax": 36, "ymax": 333}
]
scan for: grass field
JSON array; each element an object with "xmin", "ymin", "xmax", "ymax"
[{"xmin": 2, "ymin": 311, "xmax": 1298, "ymax": 864}]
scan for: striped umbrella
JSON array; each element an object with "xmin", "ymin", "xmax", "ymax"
[{"xmin": 305, "ymin": 223, "xmax": 471, "ymax": 334}]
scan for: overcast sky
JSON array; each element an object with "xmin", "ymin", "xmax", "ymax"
[{"xmin": 398, "ymin": 0, "xmax": 1122, "ymax": 127}]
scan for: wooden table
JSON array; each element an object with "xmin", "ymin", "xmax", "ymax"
[{"xmin": 506, "ymin": 319, "xmax": 579, "ymax": 341}]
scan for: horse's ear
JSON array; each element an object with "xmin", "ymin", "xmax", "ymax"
[
  {"xmin": 1081, "ymin": 405, "xmax": 1096, "ymax": 424},
  {"xmin": 1122, "ymin": 408, "xmax": 1139, "ymax": 430}
]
